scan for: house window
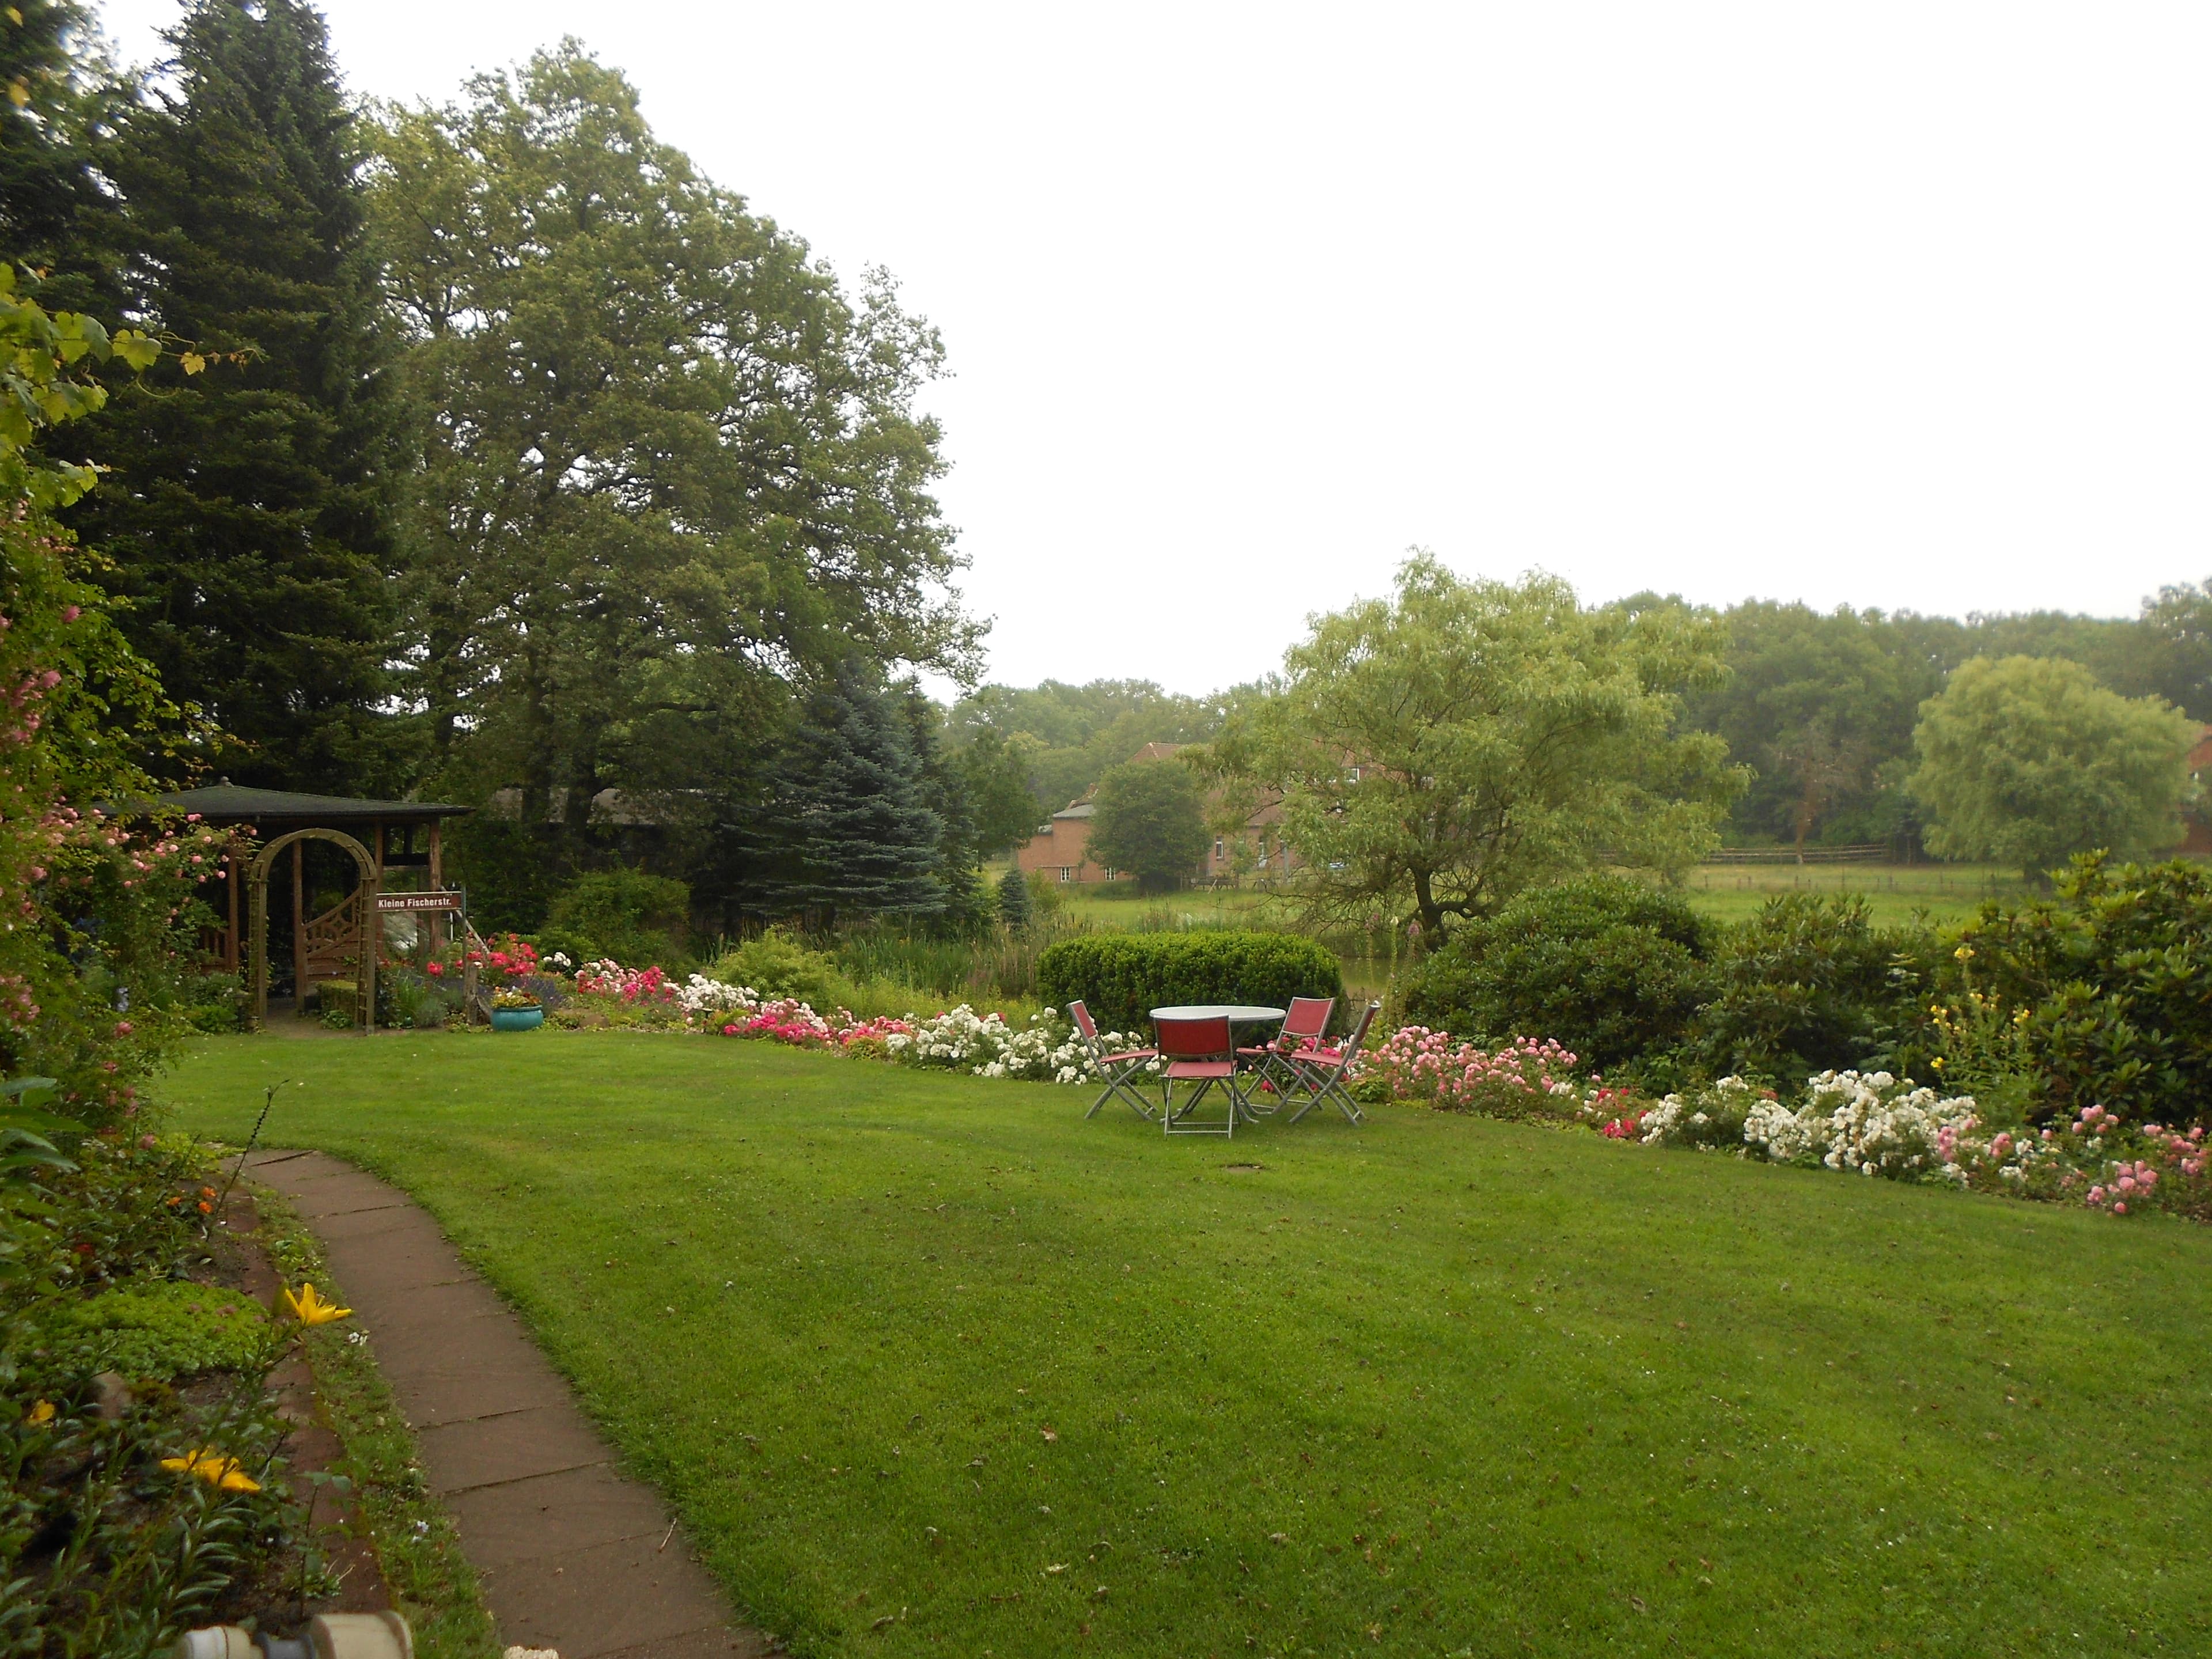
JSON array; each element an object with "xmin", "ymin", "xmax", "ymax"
[
  {"xmin": 1257, "ymin": 838, "xmax": 1268, "ymax": 862},
  {"xmin": 1059, "ymin": 867, "xmax": 1073, "ymax": 882},
  {"xmin": 1213, "ymin": 836, "xmax": 1224, "ymax": 861}
]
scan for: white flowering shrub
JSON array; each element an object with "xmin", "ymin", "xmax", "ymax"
[
  {"xmin": 675, "ymin": 974, "xmax": 760, "ymax": 1016},
  {"xmin": 884, "ymin": 1005, "xmax": 1148, "ymax": 1084},
  {"xmin": 1743, "ymin": 1069, "xmax": 1979, "ymax": 1180},
  {"xmin": 1638, "ymin": 1077, "xmax": 1771, "ymax": 1152}
]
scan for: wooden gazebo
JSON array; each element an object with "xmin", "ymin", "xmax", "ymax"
[{"xmin": 158, "ymin": 783, "xmax": 471, "ymax": 1028}]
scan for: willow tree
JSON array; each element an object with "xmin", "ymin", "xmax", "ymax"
[
  {"xmin": 373, "ymin": 46, "xmax": 976, "ymax": 849},
  {"xmin": 1211, "ymin": 555, "xmax": 1743, "ymax": 937},
  {"xmin": 1911, "ymin": 654, "xmax": 2197, "ymax": 882}
]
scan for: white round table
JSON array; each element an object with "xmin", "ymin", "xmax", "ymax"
[{"xmin": 1149, "ymin": 1005, "xmax": 1285, "ymax": 1022}]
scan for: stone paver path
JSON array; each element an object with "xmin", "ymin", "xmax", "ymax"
[{"xmin": 247, "ymin": 1150, "xmax": 767, "ymax": 1659}]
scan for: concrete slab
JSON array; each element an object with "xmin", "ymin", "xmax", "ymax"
[
  {"xmin": 344, "ymin": 1274, "xmax": 517, "ymax": 1336},
  {"xmin": 310, "ymin": 1202, "xmax": 437, "ymax": 1244},
  {"xmin": 443, "ymin": 1463, "xmax": 671, "ymax": 1567},
  {"xmin": 474, "ymin": 1533, "xmax": 734, "ymax": 1657},
  {"xmin": 415, "ymin": 1404, "xmax": 612, "ymax": 1495},
  {"xmin": 596, "ymin": 1628, "xmax": 772, "ymax": 1659},
  {"xmin": 390, "ymin": 1363, "xmax": 575, "ymax": 1431},
  {"xmin": 251, "ymin": 1152, "xmax": 761, "ymax": 1656},
  {"xmin": 346, "ymin": 1309, "xmax": 520, "ymax": 1382}
]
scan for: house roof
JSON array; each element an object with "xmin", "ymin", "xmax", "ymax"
[
  {"xmin": 1052, "ymin": 803, "xmax": 1096, "ymax": 820},
  {"xmin": 153, "ymin": 785, "xmax": 472, "ymax": 824}
]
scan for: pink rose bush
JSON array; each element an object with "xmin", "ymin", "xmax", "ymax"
[{"xmin": 1355, "ymin": 1027, "xmax": 1596, "ymax": 1119}]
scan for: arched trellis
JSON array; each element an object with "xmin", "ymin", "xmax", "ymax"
[{"xmin": 248, "ymin": 828, "xmax": 380, "ymax": 1032}]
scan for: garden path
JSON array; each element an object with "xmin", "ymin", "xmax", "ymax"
[{"xmin": 244, "ymin": 1149, "xmax": 767, "ymax": 1659}]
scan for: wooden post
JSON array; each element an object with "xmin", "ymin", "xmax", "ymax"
[
  {"xmin": 427, "ymin": 817, "xmax": 445, "ymax": 955},
  {"xmin": 225, "ymin": 850, "xmax": 240, "ymax": 974},
  {"xmin": 291, "ymin": 840, "xmax": 305, "ymax": 1009}
]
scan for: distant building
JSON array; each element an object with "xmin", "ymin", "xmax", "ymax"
[
  {"xmin": 1015, "ymin": 801, "xmax": 1112, "ymax": 884},
  {"xmin": 1009, "ymin": 744, "xmax": 1304, "ymax": 885},
  {"xmin": 2180, "ymin": 726, "xmax": 2212, "ymax": 855}
]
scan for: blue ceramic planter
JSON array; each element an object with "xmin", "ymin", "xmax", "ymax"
[{"xmin": 490, "ymin": 1006, "xmax": 545, "ymax": 1032}]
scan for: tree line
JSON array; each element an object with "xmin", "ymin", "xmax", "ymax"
[
  {"xmin": 9, "ymin": 2, "xmax": 2205, "ymax": 940},
  {"xmin": 953, "ymin": 585, "xmax": 2212, "ymax": 876}
]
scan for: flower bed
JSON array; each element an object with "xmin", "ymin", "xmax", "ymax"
[{"xmin": 540, "ymin": 957, "xmax": 1142, "ymax": 1084}]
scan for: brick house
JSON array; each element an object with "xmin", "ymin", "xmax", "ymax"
[
  {"xmin": 2180, "ymin": 726, "xmax": 2212, "ymax": 856},
  {"xmin": 1010, "ymin": 743, "xmax": 1305, "ymax": 886}
]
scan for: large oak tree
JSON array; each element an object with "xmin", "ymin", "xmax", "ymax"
[{"xmin": 373, "ymin": 46, "xmax": 977, "ymax": 853}]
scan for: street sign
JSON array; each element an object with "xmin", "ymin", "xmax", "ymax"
[{"xmin": 373, "ymin": 891, "xmax": 464, "ymax": 914}]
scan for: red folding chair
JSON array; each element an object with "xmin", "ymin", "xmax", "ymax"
[
  {"xmin": 1154, "ymin": 1013, "xmax": 1240, "ymax": 1137},
  {"xmin": 1286, "ymin": 1001, "xmax": 1380, "ymax": 1124},
  {"xmin": 1070, "ymin": 1000, "xmax": 1158, "ymax": 1121},
  {"xmin": 1236, "ymin": 995, "xmax": 1335, "ymax": 1111}
]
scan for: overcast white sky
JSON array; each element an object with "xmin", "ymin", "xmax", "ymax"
[{"xmin": 97, "ymin": 2, "xmax": 2212, "ymax": 695}]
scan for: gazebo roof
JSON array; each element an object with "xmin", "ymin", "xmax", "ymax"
[{"xmin": 156, "ymin": 784, "xmax": 472, "ymax": 824}]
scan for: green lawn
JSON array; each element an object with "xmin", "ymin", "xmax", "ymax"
[{"xmin": 165, "ymin": 1033, "xmax": 2211, "ymax": 1658}]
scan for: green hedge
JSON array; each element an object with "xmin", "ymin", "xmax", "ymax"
[{"xmin": 1036, "ymin": 931, "xmax": 1345, "ymax": 1035}]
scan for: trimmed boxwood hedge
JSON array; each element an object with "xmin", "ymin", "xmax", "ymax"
[{"xmin": 1036, "ymin": 931, "xmax": 1346, "ymax": 1035}]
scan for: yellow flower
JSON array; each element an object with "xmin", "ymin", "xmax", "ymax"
[
  {"xmin": 1930, "ymin": 1058, "xmax": 1945, "ymax": 1070},
  {"xmin": 281, "ymin": 1282, "xmax": 351, "ymax": 1325},
  {"xmin": 1955, "ymin": 945, "xmax": 1975, "ymax": 960},
  {"xmin": 160, "ymin": 1448, "xmax": 262, "ymax": 1492},
  {"xmin": 25, "ymin": 1399, "xmax": 54, "ymax": 1426}
]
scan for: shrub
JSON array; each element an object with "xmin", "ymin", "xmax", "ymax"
[
  {"xmin": 47, "ymin": 1281, "xmax": 271, "ymax": 1381},
  {"xmin": 1356, "ymin": 1027, "xmax": 1591, "ymax": 1119},
  {"xmin": 1400, "ymin": 877, "xmax": 1710, "ymax": 1074},
  {"xmin": 1690, "ymin": 893, "xmax": 1916, "ymax": 1084},
  {"xmin": 1637, "ymin": 1076, "xmax": 1772, "ymax": 1152},
  {"xmin": 1743, "ymin": 1069, "xmax": 1977, "ymax": 1179},
  {"xmin": 1918, "ymin": 855, "xmax": 2212, "ymax": 1130},
  {"xmin": 1035, "ymin": 931, "xmax": 1343, "ymax": 1034},
  {"xmin": 708, "ymin": 928, "xmax": 851, "ymax": 1009},
  {"xmin": 544, "ymin": 867, "xmax": 692, "ymax": 968},
  {"xmin": 411, "ymin": 991, "xmax": 449, "ymax": 1030}
]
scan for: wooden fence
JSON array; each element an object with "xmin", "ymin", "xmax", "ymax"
[{"xmin": 1701, "ymin": 843, "xmax": 1894, "ymax": 866}]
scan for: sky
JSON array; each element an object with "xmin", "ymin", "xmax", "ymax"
[{"xmin": 96, "ymin": 2, "xmax": 2212, "ymax": 696}]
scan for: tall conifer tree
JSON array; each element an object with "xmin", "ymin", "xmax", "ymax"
[
  {"xmin": 0, "ymin": 1, "xmax": 129, "ymax": 316},
  {"xmin": 66, "ymin": 0, "xmax": 403, "ymax": 792},
  {"xmin": 753, "ymin": 661, "xmax": 945, "ymax": 923}
]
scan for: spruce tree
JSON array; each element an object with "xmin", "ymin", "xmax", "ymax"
[
  {"xmin": 65, "ymin": 0, "xmax": 403, "ymax": 793},
  {"xmin": 0, "ymin": 1, "xmax": 130, "ymax": 316},
  {"xmin": 756, "ymin": 661, "xmax": 945, "ymax": 923},
  {"xmin": 900, "ymin": 680, "xmax": 987, "ymax": 933},
  {"xmin": 997, "ymin": 866, "xmax": 1031, "ymax": 931}
]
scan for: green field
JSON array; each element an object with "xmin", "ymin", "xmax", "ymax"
[
  {"xmin": 166, "ymin": 1032, "xmax": 2212, "ymax": 1657},
  {"xmin": 1029, "ymin": 863, "xmax": 2029, "ymax": 936},
  {"xmin": 1681, "ymin": 863, "xmax": 2031, "ymax": 927}
]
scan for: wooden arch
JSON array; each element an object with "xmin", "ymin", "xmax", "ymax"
[{"xmin": 247, "ymin": 828, "xmax": 380, "ymax": 1032}]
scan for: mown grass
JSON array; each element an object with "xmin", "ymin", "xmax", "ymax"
[{"xmin": 165, "ymin": 1032, "xmax": 2212, "ymax": 1658}]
